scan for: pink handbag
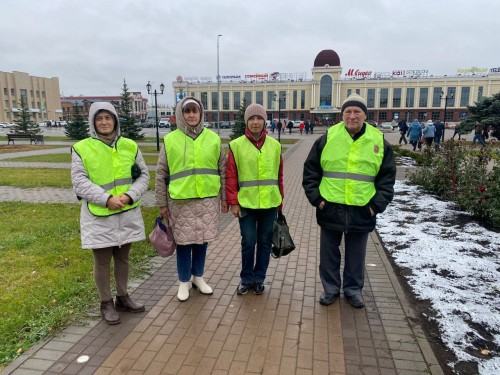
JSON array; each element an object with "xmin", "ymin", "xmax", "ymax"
[{"xmin": 149, "ymin": 216, "xmax": 176, "ymax": 257}]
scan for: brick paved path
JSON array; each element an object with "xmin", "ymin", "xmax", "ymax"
[{"xmin": 0, "ymin": 135, "xmax": 443, "ymax": 374}]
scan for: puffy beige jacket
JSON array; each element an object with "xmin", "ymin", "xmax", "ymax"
[{"xmin": 155, "ymin": 97, "xmax": 226, "ymax": 245}]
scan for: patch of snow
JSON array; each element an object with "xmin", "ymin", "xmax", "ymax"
[{"xmin": 377, "ymin": 180, "xmax": 500, "ymax": 374}]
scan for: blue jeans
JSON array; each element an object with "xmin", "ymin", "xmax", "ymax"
[
  {"xmin": 176, "ymin": 243, "xmax": 208, "ymax": 282},
  {"xmin": 238, "ymin": 207, "xmax": 277, "ymax": 285},
  {"xmin": 472, "ymin": 134, "xmax": 486, "ymax": 146}
]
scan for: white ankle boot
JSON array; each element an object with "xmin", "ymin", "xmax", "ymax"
[
  {"xmin": 192, "ymin": 276, "xmax": 213, "ymax": 295},
  {"xmin": 177, "ymin": 281, "xmax": 192, "ymax": 302}
]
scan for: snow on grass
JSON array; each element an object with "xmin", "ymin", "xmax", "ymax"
[{"xmin": 377, "ymin": 180, "xmax": 500, "ymax": 374}]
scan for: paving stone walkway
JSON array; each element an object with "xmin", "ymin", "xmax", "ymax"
[{"xmin": 0, "ymin": 133, "xmax": 443, "ymax": 374}]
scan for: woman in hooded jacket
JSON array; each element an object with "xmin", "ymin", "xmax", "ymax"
[
  {"xmin": 71, "ymin": 102, "xmax": 150, "ymax": 325},
  {"xmin": 407, "ymin": 119, "xmax": 423, "ymax": 151},
  {"xmin": 155, "ymin": 97, "xmax": 228, "ymax": 302}
]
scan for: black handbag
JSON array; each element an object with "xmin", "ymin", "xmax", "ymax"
[{"xmin": 271, "ymin": 211, "xmax": 296, "ymax": 258}]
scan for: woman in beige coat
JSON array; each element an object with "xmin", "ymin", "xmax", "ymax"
[{"xmin": 155, "ymin": 97, "xmax": 227, "ymax": 301}]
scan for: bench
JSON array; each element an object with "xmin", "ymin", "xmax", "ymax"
[{"xmin": 7, "ymin": 133, "xmax": 44, "ymax": 145}]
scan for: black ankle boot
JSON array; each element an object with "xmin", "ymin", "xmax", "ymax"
[{"xmin": 115, "ymin": 294, "xmax": 145, "ymax": 313}]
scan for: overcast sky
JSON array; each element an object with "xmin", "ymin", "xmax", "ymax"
[{"xmin": 1, "ymin": 0, "xmax": 498, "ymax": 105}]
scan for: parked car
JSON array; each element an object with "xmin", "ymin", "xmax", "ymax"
[
  {"xmin": 220, "ymin": 121, "xmax": 232, "ymax": 129},
  {"xmin": 293, "ymin": 120, "xmax": 302, "ymax": 128},
  {"xmin": 366, "ymin": 120, "xmax": 378, "ymax": 127},
  {"xmin": 379, "ymin": 122, "xmax": 394, "ymax": 130},
  {"xmin": 158, "ymin": 120, "xmax": 170, "ymax": 128},
  {"xmin": 203, "ymin": 122, "xmax": 212, "ymax": 128},
  {"xmin": 0, "ymin": 122, "xmax": 12, "ymax": 128}
]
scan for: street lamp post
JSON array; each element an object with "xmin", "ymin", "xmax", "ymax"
[
  {"xmin": 146, "ymin": 81, "xmax": 165, "ymax": 152},
  {"xmin": 440, "ymin": 90, "xmax": 455, "ymax": 141},
  {"xmin": 274, "ymin": 92, "xmax": 286, "ymax": 143},
  {"xmin": 217, "ymin": 34, "xmax": 223, "ymax": 135}
]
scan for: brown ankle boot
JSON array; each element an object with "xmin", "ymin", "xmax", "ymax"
[
  {"xmin": 115, "ymin": 294, "xmax": 145, "ymax": 313},
  {"xmin": 100, "ymin": 299, "xmax": 120, "ymax": 325}
]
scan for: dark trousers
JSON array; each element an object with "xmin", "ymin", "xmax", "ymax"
[
  {"xmin": 238, "ymin": 207, "xmax": 277, "ymax": 285},
  {"xmin": 319, "ymin": 229, "xmax": 369, "ymax": 297}
]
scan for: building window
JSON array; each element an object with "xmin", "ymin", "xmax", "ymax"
[
  {"xmin": 347, "ymin": 89, "xmax": 352, "ymax": 97},
  {"xmin": 419, "ymin": 88, "xmax": 428, "ymax": 107},
  {"xmin": 418, "ymin": 112, "xmax": 427, "ymax": 121},
  {"xmin": 279, "ymin": 91, "xmax": 286, "ymax": 110},
  {"xmin": 445, "ymin": 111, "xmax": 454, "ymax": 122},
  {"xmin": 222, "ymin": 92, "xmax": 229, "ymax": 110},
  {"xmin": 11, "ymin": 88, "xmax": 15, "ymax": 96},
  {"xmin": 444, "ymin": 87, "xmax": 456, "ymax": 107},
  {"xmin": 211, "ymin": 92, "xmax": 218, "ymax": 111},
  {"xmin": 319, "ymin": 75, "xmax": 332, "ymax": 106},
  {"xmin": 267, "ymin": 91, "xmax": 275, "ymax": 110},
  {"xmin": 432, "ymin": 87, "xmax": 442, "ymax": 107},
  {"xmin": 223, "ymin": 114, "xmax": 230, "ymax": 121},
  {"xmin": 406, "ymin": 88, "xmax": 415, "ymax": 107},
  {"xmin": 293, "ymin": 90, "xmax": 297, "ymax": 109},
  {"xmin": 244, "ymin": 91, "xmax": 252, "ymax": 105},
  {"xmin": 4, "ymin": 100, "xmax": 8, "ymax": 107},
  {"xmin": 393, "ymin": 88, "xmax": 401, "ymax": 108},
  {"xmin": 201, "ymin": 92, "xmax": 208, "ymax": 109},
  {"xmin": 233, "ymin": 92, "xmax": 240, "ymax": 110},
  {"xmin": 256, "ymin": 91, "xmax": 263, "ymax": 105},
  {"xmin": 478, "ymin": 86, "xmax": 483, "ymax": 101},
  {"xmin": 356, "ymin": 89, "xmax": 360, "ymax": 95},
  {"xmin": 460, "ymin": 87, "xmax": 470, "ymax": 107},
  {"xmin": 431, "ymin": 112, "xmax": 440, "ymax": 120},
  {"xmin": 367, "ymin": 89, "xmax": 375, "ymax": 108},
  {"xmin": 379, "ymin": 112, "xmax": 387, "ymax": 121},
  {"xmin": 459, "ymin": 112, "xmax": 468, "ymax": 119},
  {"xmin": 300, "ymin": 90, "xmax": 305, "ymax": 109},
  {"xmin": 380, "ymin": 88, "xmax": 388, "ymax": 108},
  {"xmin": 3, "ymin": 88, "xmax": 7, "ymax": 96}
]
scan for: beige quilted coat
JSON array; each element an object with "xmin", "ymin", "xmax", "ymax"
[{"xmin": 154, "ymin": 97, "xmax": 226, "ymax": 245}]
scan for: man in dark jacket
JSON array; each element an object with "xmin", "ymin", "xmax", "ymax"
[
  {"xmin": 434, "ymin": 119, "xmax": 445, "ymax": 150},
  {"xmin": 302, "ymin": 94, "xmax": 396, "ymax": 308}
]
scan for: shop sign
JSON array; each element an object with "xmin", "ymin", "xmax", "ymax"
[
  {"xmin": 457, "ymin": 67, "xmax": 488, "ymax": 74},
  {"xmin": 490, "ymin": 67, "xmax": 500, "ymax": 74},
  {"xmin": 345, "ymin": 69, "xmax": 372, "ymax": 78}
]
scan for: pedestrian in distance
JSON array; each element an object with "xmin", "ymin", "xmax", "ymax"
[
  {"xmin": 287, "ymin": 120, "xmax": 293, "ymax": 134},
  {"xmin": 226, "ymin": 103, "xmax": 285, "ymax": 296},
  {"xmin": 271, "ymin": 119, "xmax": 276, "ymax": 133},
  {"xmin": 407, "ymin": 119, "xmax": 423, "ymax": 151},
  {"xmin": 398, "ymin": 119, "xmax": 408, "ymax": 145},
  {"xmin": 276, "ymin": 119, "xmax": 282, "ymax": 134},
  {"xmin": 310, "ymin": 120, "xmax": 315, "ymax": 134},
  {"xmin": 302, "ymin": 93, "xmax": 396, "ymax": 309},
  {"xmin": 423, "ymin": 120, "xmax": 436, "ymax": 147},
  {"xmin": 433, "ymin": 119, "xmax": 445, "ymax": 150},
  {"xmin": 299, "ymin": 121, "xmax": 305, "ymax": 135},
  {"xmin": 305, "ymin": 120, "xmax": 310, "ymax": 135},
  {"xmin": 155, "ymin": 97, "xmax": 228, "ymax": 302},
  {"xmin": 472, "ymin": 121, "xmax": 487, "ymax": 147},
  {"xmin": 71, "ymin": 102, "xmax": 150, "ymax": 325}
]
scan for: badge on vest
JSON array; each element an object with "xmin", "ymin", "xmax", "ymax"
[{"xmin": 374, "ymin": 144, "xmax": 380, "ymax": 154}]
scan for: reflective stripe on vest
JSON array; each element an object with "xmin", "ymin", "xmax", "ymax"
[
  {"xmin": 229, "ymin": 135, "xmax": 282, "ymax": 209},
  {"xmin": 164, "ymin": 129, "xmax": 221, "ymax": 199},
  {"xmin": 319, "ymin": 123, "xmax": 384, "ymax": 206},
  {"xmin": 73, "ymin": 137, "xmax": 141, "ymax": 216}
]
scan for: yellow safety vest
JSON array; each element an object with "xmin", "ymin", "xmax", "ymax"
[
  {"xmin": 164, "ymin": 129, "xmax": 221, "ymax": 199},
  {"xmin": 229, "ymin": 135, "xmax": 282, "ymax": 209},
  {"xmin": 319, "ymin": 123, "xmax": 384, "ymax": 206},
  {"xmin": 73, "ymin": 137, "xmax": 140, "ymax": 216}
]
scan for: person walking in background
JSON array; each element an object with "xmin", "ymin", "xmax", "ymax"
[
  {"xmin": 433, "ymin": 119, "xmax": 445, "ymax": 150},
  {"xmin": 226, "ymin": 104, "xmax": 284, "ymax": 296},
  {"xmin": 287, "ymin": 120, "xmax": 293, "ymax": 134},
  {"xmin": 451, "ymin": 123, "xmax": 463, "ymax": 140},
  {"xmin": 302, "ymin": 94, "xmax": 396, "ymax": 309},
  {"xmin": 276, "ymin": 119, "xmax": 282, "ymax": 134},
  {"xmin": 310, "ymin": 120, "xmax": 315, "ymax": 134},
  {"xmin": 305, "ymin": 120, "xmax": 310, "ymax": 135},
  {"xmin": 271, "ymin": 119, "xmax": 276, "ymax": 133},
  {"xmin": 71, "ymin": 102, "xmax": 150, "ymax": 325},
  {"xmin": 299, "ymin": 121, "xmax": 305, "ymax": 135},
  {"xmin": 398, "ymin": 119, "xmax": 408, "ymax": 145},
  {"xmin": 155, "ymin": 97, "xmax": 227, "ymax": 302},
  {"xmin": 472, "ymin": 121, "xmax": 487, "ymax": 147},
  {"xmin": 407, "ymin": 119, "xmax": 423, "ymax": 151},
  {"xmin": 423, "ymin": 120, "xmax": 436, "ymax": 147}
]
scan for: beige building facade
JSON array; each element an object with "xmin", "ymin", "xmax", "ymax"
[
  {"xmin": 0, "ymin": 71, "xmax": 62, "ymax": 123},
  {"xmin": 172, "ymin": 50, "xmax": 500, "ymax": 125}
]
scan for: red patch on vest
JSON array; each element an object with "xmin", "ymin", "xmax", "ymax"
[{"xmin": 374, "ymin": 144, "xmax": 380, "ymax": 154}]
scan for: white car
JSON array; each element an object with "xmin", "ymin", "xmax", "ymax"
[
  {"xmin": 0, "ymin": 122, "xmax": 12, "ymax": 128},
  {"xmin": 293, "ymin": 120, "xmax": 302, "ymax": 128},
  {"xmin": 380, "ymin": 122, "xmax": 395, "ymax": 130}
]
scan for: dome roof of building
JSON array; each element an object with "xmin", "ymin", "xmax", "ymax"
[{"xmin": 313, "ymin": 50, "xmax": 341, "ymax": 67}]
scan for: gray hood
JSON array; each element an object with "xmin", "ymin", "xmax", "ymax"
[
  {"xmin": 175, "ymin": 96, "xmax": 204, "ymax": 138},
  {"xmin": 88, "ymin": 102, "xmax": 120, "ymax": 139}
]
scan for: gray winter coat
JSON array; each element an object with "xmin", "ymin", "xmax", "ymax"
[
  {"xmin": 71, "ymin": 102, "xmax": 150, "ymax": 249},
  {"xmin": 155, "ymin": 97, "xmax": 226, "ymax": 245}
]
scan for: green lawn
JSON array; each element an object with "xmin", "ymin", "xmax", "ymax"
[
  {"xmin": 0, "ymin": 168, "xmax": 156, "ymax": 190},
  {"xmin": 0, "ymin": 202, "xmax": 159, "ymax": 367}
]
